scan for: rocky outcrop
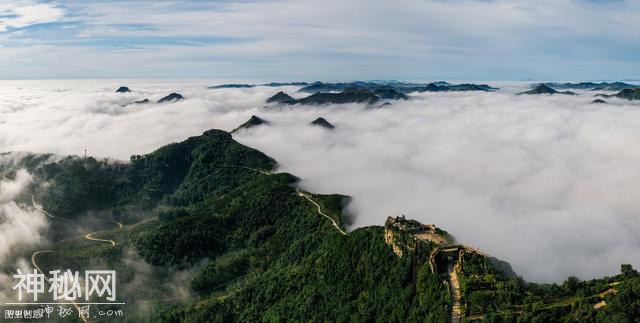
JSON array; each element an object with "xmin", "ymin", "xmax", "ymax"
[{"xmin": 384, "ymin": 228, "xmax": 404, "ymax": 257}]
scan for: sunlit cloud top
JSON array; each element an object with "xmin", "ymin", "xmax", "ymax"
[{"xmin": 1, "ymin": 0, "xmax": 639, "ymax": 80}]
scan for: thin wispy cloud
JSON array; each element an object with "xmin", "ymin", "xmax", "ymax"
[
  {"xmin": 0, "ymin": 0, "xmax": 639, "ymax": 79},
  {"xmin": 0, "ymin": 1, "xmax": 64, "ymax": 32}
]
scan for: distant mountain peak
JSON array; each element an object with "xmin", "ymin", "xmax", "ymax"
[
  {"xmin": 208, "ymin": 82, "xmax": 309, "ymax": 89},
  {"xmin": 158, "ymin": 93, "xmax": 184, "ymax": 103},
  {"xmin": 310, "ymin": 117, "xmax": 335, "ymax": 129},
  {"xmin": 266, "ymin": 91, "xmax": 296, "ymax": 104},
  {"xmin": 616, "ymin": 88, "xmax": 640, "ymax": 100},
  {"xmin": 116, "ymin": 86, "xmax": 131, "ymax": 93},
  {"xmin": 544, "ymin": 81, "xmax": 640, "ymax": 91},
  {"xmin": 595, "ymin": 88, "xmax": 640, "ymax": 100},
  {"xmin": 133, "ymin": 98, "xmax": 150, "ymax": 104},
  {"xmin": 231, "ymin": 115, "xmax": 269, "ymax": 133},
  {"xmin": 296, "ymin": 81, "xmax": 498, "ymax": 94},
  {"xmin": 519, "ymin": 84, "xmax": 576, "ymax": 95},
  {"xmin": 373, "ymin": 88, "xmax": 408, "ymax": 100},
  {"xmin": 297, "ymin": 88, "xmax": 381, "ymax": 105}
]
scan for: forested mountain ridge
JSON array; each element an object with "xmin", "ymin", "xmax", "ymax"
[{"xmin": 2, "ymin": 129, "xmax": 639, "ymax": 322}]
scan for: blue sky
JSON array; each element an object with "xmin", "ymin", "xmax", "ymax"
[{"xmin": 0, "ymin": 0, "xmax": 639, "ymax": 80}]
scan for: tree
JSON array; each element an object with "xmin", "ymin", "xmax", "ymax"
[
  {"xmin": 621, "ymin": 264, "xmax": 639, "ymax": 279},
  {"xmin": 563, "ymin": 276, "xmax": 580, "ymax": 295}
]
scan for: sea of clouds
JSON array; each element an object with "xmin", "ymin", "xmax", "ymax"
[{"xmin": 1, "ymin": 79, "xmax": 640, "ymax": 282}]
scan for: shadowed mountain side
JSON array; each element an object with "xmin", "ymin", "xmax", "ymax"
[
  {"xmin": 372, "ymin": 88, "xmax": 409, "ymax": 100},
  {"xmin": 297, "ymin": 81, "xmax": 499, "ymax": 93},
  {"xmin": 9, "ymin": 127, "xmax": 640, "ymax": 322},
  {"xmin": 266, "ymin": 91, "xmax": 296, "ymax": 104},
  {"xmin": 310, "ymin": 117, "xmax": 335, "ymax": 129},
  {"xmin": 545, "ymin": 82, "xmax": 640, "ymax": 91},
  {"xmin": 158, "ymin": 93, "xmax": 184, "ymax": 103},
  {"xmin": 133, "ymin": 98, "xmax": 150, "ymax": 104},
  {"xmin": 297, "ymin": 88, "xmax": 381, "ymax": 105},
  {"xmin": 518, "ymin": 84, "xmax": 576, "ymax": 95},
  {"xmin": 596, "ymin": 88, "xmax": 640, "ymax": 100},
  {"xmin": 231, "ymin": 115, "xmax": 269, "ymax": 133},
  {"xmin": 208, "ymin": 82, "xmax": 309, "ymax": 89},
  {"xmin": 266, "ymin": 87, "xmax": 405, "ymax": 106}
]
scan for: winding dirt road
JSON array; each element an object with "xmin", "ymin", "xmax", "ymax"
[
  {"xmin": 297, "ymin": 191, "xmax": 347, "ymax": 235},
  {"xmin": 85, "ymin": 221, "xmax": 123, "ymax": 247},
  {"xmin": 26, "ymin": 164, "xmax": 345, "ymax": 323},
  {"xmin": 216, "ymin": 165, "xmax": 348, "ymax": 235},
  {"xmin": 84, "ymin": 232, "xmax": 116, "ymax": 246},
  {"xmin": 31, "ymin": 195, "xmax": 72, "ymax": 223},
  {"xmin": 30, "ymin": 196, "xmax": 123, "ymax": 323},
  {"xmin": 31, "ymin": 251, "xmax": 89, "ymax": 323},
  {"xmin": 0, "ymin": 175, "xmax": 89, "ymax": 320}
]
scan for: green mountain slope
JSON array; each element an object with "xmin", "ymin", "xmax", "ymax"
[{"xmin": 4, "ymin": 129, "xmax": 639, "ymax": 322}]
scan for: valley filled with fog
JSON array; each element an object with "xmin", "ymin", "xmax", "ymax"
[{"xmin": 1, "ymin": 79, "xmax": 640, "ymax": 282}]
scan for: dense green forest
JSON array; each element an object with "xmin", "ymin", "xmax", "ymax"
[{"xmin": 4, "ymin": 129, "xmax": 639, "ymax": 322}]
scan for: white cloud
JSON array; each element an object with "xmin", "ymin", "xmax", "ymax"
[
  {"xmin": 0, "ymin": 1, "xmax": 65, "ymax": 32},
  {"xmin": 0, "ymin": 168, "xmax": 48, "ymax": 264},
  {"xmin": 0, "ymin": 157, "xmax": 48, "ymax": 303}
]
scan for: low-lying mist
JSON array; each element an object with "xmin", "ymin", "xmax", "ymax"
[
  {"xmin": 0, "ymin": 168, "xmax": 48, "ymax": 303},
  {"xmin": 1, "ymin": 80, "xmax": 640, "ymax": 282}
]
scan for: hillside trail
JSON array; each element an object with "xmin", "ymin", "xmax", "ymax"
[
  {"xmin": 297, "ymin": 191, "xmax": 347, "ymax": 235},
  {"xmin": 24, "ymin": 164, "xmax": 345, "ymax": 323},
  {"xmin": 30, "ymin": 195, "xmax": 123, "ymax": 323},
  {"xmin": 84, "ymin": 220, "xmax": 124, "ymax": 246},
  {"xmin": 217, "ymin": 164, "xmax": 348, "ymax": 235}
]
